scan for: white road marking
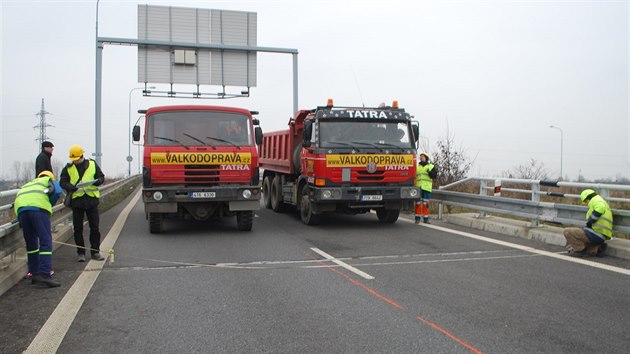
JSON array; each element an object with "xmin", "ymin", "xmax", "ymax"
[
  {"xmin": 25, "ymin": 190, "xmax": 142, "ymax": 354},
  {"xmin": 417, "ymin": 221, "xmax": 630, "ymax": 276},
  {"xmin": 310, "ymin": 247, "xmax": 375, "ymax": 280},
  {"xmin": 97, "ymin": 249, "xmax": 523, "ymax": 272}
]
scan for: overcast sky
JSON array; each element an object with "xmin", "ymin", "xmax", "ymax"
[{"xmin": 1, "ymin": 0, "xmax": 628, "ymax": 181}]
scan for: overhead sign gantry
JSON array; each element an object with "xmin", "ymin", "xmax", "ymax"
[{"xmin": 94, "ymin": 5, "xmax": 298, "ymax": 166}]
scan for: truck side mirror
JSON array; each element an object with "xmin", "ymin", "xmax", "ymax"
[
  {"xmin": 253, "ymin": 118, "xmax": 260, "ymax": 126},
  {"xmin": 132, "ymin": 125, "xmax": 141, "ymax": 142},
  {"xmin": 255, "ymin": 127, "xmax": 263, "ymax": 145},
  {"xmin": 303, "ymin": 120, "xmax": 312, "ymax": 141},
  {"xmin": 412, "ymin": 124, "xmax": 419, "ymax": 141}
]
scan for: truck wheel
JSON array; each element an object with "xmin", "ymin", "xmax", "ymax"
[
  {"xmin": 236, "ymin": 211, "xmax": 254, "ymax": 231},
  {"xmin": 262, "ymin": 176, "xmax": 272, "ymax": 209},
  {"xmin": 300, "ymin": 186, "xmax": 320, "ymax": 225},
  {"xmin": 270, "ymin": 176, "xmax": 285, "ymax": 212},
  {"xmin": 376, "ymin": 208, "xmax": 399, "ymax": 224},
  {"xmin": 149, "ymin": 213, "xmax": 163, "ymax": 233}
]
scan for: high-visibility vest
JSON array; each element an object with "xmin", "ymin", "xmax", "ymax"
[
  {"xmin": 14, "ymin": 177, "xmax": 53, "ymax": 216},
  {"xmin": 587, "ymin": 195, "xmax": 613, "ymax": 239},
  {"xmin": 68, "ymin": 160, "xmax": 100, "ymax": 199},
  {"xmin": 415, "ymin": 163, "xmax": 435, "ymax": 192}
]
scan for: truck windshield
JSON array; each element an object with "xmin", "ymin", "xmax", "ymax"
[
  {"xmin": 147, "ymin": 111, "xmax": 252, "ymax": 146},
  {"xmin": 319, "ymin": 121, "xmax": 413, "ymax": 149}
]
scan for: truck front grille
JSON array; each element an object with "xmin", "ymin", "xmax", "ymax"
[
  {"xmin": 356, "ymin": 170, "xmax": 384, "ymax": 181},
  {"xmin": 184, "ymin": 165, "xmax": 220, "ymax": 185}
]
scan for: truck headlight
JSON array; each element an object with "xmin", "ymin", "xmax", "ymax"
[
  {"xmin": 401, "ymin": 188, "xmax": 419, "ymax": 199},
  {"xmin": 242, "ymin": 189, "xmax": 252, "ymax": 199},
  {"xmin": 320, "ymin": 189, "xmax": 341, "ymax": 200},
  {"xmin": 153, "ymin": 191, "xmax": 163, "ymax": 201}
]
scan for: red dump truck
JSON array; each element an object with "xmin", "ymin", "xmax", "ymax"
[
  {"xmin": 259, "ymin": 100, "xmax": 420, "ymax": 225},
  {"xmin": 132, "ymin": 105, "xmax": 263, "ymax": 233}
]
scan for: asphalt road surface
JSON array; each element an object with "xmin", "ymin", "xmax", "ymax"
[{"xmin": 1, "ymin": 190, "xmax": 629, "ymax": 353}]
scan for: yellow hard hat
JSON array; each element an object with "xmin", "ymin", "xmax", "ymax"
[
  {"xmin": 580, "ymin": 189, "xmax": 596, "ymax": 203},
  {"xmin": 69, "ymin": 144, "xmax": 84, "ymax": 161},
  {"xmin": 38, "ymin": 170, "xmax": 55, "ymax": 180}
]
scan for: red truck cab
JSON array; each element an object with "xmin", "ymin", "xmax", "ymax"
[{"xmin": 133, "ymin": 105, "xmax": 262, "ymax": 232}]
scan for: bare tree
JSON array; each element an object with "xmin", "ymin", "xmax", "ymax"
[
  {"xmin": 10, "ymin": 161, "xmax": 22, "ymax": 185},
  {"xmin": 20, "ymin": 161, "xmax": 34, "ymax": 185},
  {"xmin": 52, "ymin": 157, "xmax": 65, "ymax": 178},
  {"xmin": 502, "ymin": 158, "xmax": 550, "ymax": 180},
  {"xmin": 430, "ymin": 127, "xmax": 474, "ymax": 187},
  {"xmin": 8, "ymin": 160, "xmax": 36, "ymax": 188}
]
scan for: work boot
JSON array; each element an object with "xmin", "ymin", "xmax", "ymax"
[
  {"xmin": 32, "ymin": 274, "xmax": 60, "ymax": 288},
  {"xmin": 423, "ymin": 217, "xmax": 431, "ymax": 224},
  {"xmin": 78, "ymin": 254, "xmax": 86, "ymax": 262},
  {"xmin": 596, "ymin": 243, "xmax": 608, "ymax": 257},
  {"xmin": 91, "ymin": 253, "xmax": 105, "ymax": 261},
  {"xmin": 414, "ymin": 217, "xmax": 421, "ymax": 225},
  {"xmin": 568, "ymin": 249, "xmax": 588, "ymax": 258},
  {"xmin": 28, "ymin": 269, "xmax": 54, "ymax": 282}
]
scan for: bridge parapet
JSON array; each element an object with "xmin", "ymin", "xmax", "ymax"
[{"xmin": 0, "ymin": 175, "xmax": 141, "ymax": 296}]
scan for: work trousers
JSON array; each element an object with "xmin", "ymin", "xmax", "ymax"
[
  {"xmin": 415, "ymin": 190, "xmax": 431, "ymax": 221},
  {"xmin": 563, "ymin": 227, "xmax": 604, "ymax": 256},
  {"xmin": 18, "ymin": 210, "xmax": 53, "ymax": 275},
  {"xmin": 72, "ymin": 206, "xmax": 101, "ymax": 255}
]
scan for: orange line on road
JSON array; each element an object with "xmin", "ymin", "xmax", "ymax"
[
  {"xmin": 307, "ymin": 250, "xmax": 484, "ymax": 354},
  {"xmin": 416, "ymin": 315, "xmax": 484, "ymax": 354},
  {"xmin": 306, "ymin": 251, "xmax": 403, "ymax": 309}
]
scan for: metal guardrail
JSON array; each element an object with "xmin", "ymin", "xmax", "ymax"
[
  {"xmin": 433, "ymin": 177, "xmax": 630, "ymax": 234},
  {"xmin": 0, "ymin": 176, "xmax": 141, "ymax": 261}
]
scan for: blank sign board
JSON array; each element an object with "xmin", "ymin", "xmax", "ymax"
[{"xmin": 137, "ymin": 5, "xmax": 257, "ymax": 87}]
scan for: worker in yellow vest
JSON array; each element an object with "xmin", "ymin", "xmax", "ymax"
[
  {"xmin": 415, "ymin": 152, "xmax": 437, "ymax": 224},
  {"xmin": 563, "ymin": 189, "xmax": 613, "ymax": 257},
  {"xmin": 13, "ymin": 171, "xmax": 62, "ymax": 288},
  {"xmin": 59, "ymin": 144, "xmax": 106, "ymax": 262}
]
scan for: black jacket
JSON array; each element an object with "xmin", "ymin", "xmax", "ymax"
[
  {"xmin": 35, "ymin": 150, "xmax": 53, "ymax": 177},
  {"xmin": 60, "ymin": 159, "xmax": 105, "ymax": 209}
]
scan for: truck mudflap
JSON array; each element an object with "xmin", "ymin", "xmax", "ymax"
[
  {"xmin": 229, "ymin": 200, "xmax": 261, "ymax": 211},
  {"xmin": 145, "ymin": 202, "xmax": 178, "ymax": 214}
]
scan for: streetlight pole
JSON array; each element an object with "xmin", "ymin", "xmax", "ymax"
[
  {"xmin": 128, "ymin": 86, "xmax": 154, "ymax": 176},
  {"xmin": 549, "ymin": 125, "xmax": 563, "ymax": 180},
  {"xmin": 95, "ymin": 0, "xmax": 103, "ymax": 166}
]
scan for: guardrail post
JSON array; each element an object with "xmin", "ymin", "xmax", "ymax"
[
  {"xmin": 438, "ymin": 202, "xmax": 443, "ymax": 220},
  {"xmin": 478, "ymin": 181, "xmax": 487, "ymax": 218},
  {"xmin": 530, "ymin": 183, "xmax": 540, "ymax": 227},
  {"xmin": 494, "ymin": 179, "xmax": 501, "ymax": 197}
]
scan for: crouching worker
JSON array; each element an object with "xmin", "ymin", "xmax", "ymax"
[
  {"xmin": 13, "ymin": 171, "xmax": 62, "ymax": 287},
  {"xmin": 563, "ymin": 189, "xmax": 613, "ymax": 257}
]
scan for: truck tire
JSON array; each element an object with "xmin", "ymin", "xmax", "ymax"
[
  {"xmin": 300, "ymin": 186, "xmax": 320, "ymax": 225},
  {"xmin": 376, "ymin": 208, "xmax": 399, "ymax": 224},
  {"xmin": 236, "ymin": 211, "xmax": 254, "ymax": 231},
  {"xmin": 149, "ymin": 213, "xmax": 163, "ymax": 233},
  {"xmin": 270, "ymin": 176, "xmax": 285, "ymax": 212},
  {"xmin": 262, "ymin": 176, "xmax": 272, "ymax": 209}
]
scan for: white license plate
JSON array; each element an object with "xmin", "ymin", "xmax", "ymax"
[
  {"xmin": 361, "ymin": 195, "xmax": 382, "ymax": 201},
  {"xmin": 190, "ymin": 192, "xmax": 215, "ymax": 198}
]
